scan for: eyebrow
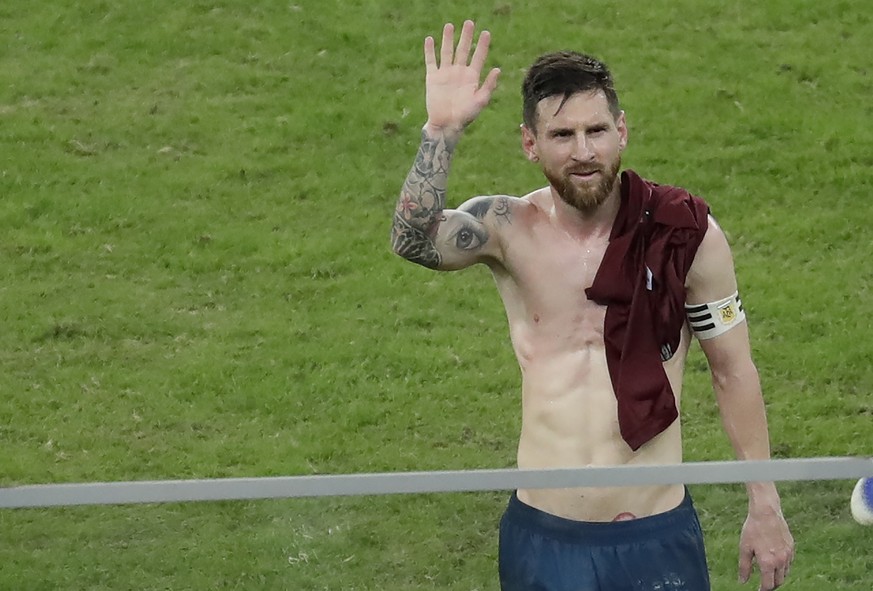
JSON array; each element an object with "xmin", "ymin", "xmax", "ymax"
[
  {"xmin": 547, "ymin": 126, "xmax": 574, "ymax": 135},
  {"xmin": 546, "ymin": 121, "xmax": 610, "ymax": 135}
]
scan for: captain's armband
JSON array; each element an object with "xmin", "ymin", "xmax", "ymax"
[{"xmin": 685, "ymin": 291, "xmax": 746, "ymax": 340}]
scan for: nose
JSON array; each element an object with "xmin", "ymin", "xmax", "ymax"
[{"xmin": 570, "ymin": 135, "xmax": 595, "ymax": 162}]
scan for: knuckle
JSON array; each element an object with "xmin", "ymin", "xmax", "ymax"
[{"xmin": 758, "ymin": 557, "xmax": 778, "ymax": 570}]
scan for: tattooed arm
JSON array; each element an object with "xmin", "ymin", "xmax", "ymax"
[
  {"xmin": 392, "ymin": 20, "xmax": 502, "ymax": 270},
  {"xmin": 391, "ymin": 126, "xmax": 457, "ymax": 269},
  {"xmin": 391, "ymin": 127, "xmax": 512, "ymax": 270}
]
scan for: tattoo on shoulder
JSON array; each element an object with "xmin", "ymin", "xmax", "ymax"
[
  {"xmin": 493, "ymin": 197, "xmax": 512, "ymax": 225},
  {"xmin": 460, "ymin": 196, "xmax": 514, "ymax": 225},
  {"xmin": 463, "ymin": 199, "xmax": 491, "ymax": 220}
]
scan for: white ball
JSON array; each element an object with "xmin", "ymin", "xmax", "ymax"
[{"xmin": 850, "ymin": 477, "xmax": 873, "ymax": 525}]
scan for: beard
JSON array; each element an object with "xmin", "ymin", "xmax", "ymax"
[{"xmin": 544, "ymin": 154, "xmax": 621, "ymax": 213}]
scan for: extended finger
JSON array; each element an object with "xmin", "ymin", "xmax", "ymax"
[
  {"xmin": 475, "ymin": 67, "xmax": 501, "ymax": 106},
  {"xmin": 440, "ymin": 23, "xmax": 454, "ymax": 68},
  {"xmin": 454, "ymin": 20, "xmax": 475, "ymax": 66},
  {"xmin": 469, "ymin": 29, "xmax": 492, "ymax": 74},
  {"xmin": 424, "ymin": 36, "xmax": 437, "ymax": 73}
]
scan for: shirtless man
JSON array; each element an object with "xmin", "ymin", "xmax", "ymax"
[{"xmin": 391, "ymin": 21, "xmax": 794, "ymax": 591}]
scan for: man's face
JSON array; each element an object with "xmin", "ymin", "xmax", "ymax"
[{"xmin": 522, "ymin": 90, "xmax": 627, "ymax": 212}]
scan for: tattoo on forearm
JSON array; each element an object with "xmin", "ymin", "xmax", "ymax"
[
  {"xmin": 391, "ymin": 130, "xmax": 457, "ymax": 267},
  {"xmin": 392, "ymin": 213, "xmax": 442, "ymax": 268}
]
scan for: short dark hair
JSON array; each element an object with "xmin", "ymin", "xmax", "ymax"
[{"xmin": 522, "ymin": 51, "xmax": 620, "ymax": 132}]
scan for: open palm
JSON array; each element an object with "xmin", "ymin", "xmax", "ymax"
[{"xmin": 424, "ymin": 21, "xmax": 501, "ymax": 132}]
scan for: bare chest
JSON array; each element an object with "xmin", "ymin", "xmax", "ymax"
[{"xmin": 496, "ymin": 229, "xmax": 610, "ymax": 346}]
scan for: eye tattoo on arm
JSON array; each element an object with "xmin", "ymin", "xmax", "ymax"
[{"xmin": 452, "ymin": 224, "xmax": 488, "ymax": 251}]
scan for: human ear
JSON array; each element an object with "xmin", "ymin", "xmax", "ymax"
[
  {"xmin": 616, "ymin": 111, "xmax": 628, "ymax": 151},
  {"xmin": 521, "ymin": 124, "xmax": 539, "ymax": 162}
]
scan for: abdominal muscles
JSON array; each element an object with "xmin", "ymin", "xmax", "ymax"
[{"xmin": 510, "ymin": 316, "xmax": 685, "ymax": 521}]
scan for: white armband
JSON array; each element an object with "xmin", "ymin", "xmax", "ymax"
[{"xmin": 685, "ymin": 291, "xmax": 746, "ymax": 340}]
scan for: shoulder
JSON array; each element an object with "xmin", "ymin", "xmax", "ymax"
[
  {"xmin": 696, "ymin": 215, "xmax": 730, "ymax": 259},
  {"xmin": 457, "ymin": 194, "xmax": 534, "ymax": 214},
  {"xmin": 457, "ymin": 195, "xmax": 515, "ymax": 219},
  {"xmin": 456, "ymin": 193, "xmax": 539, "ymax": 226},
  {"xmin": 648, "ymin": 181, "xmax": 710, "ymax": 224},
  {"xmin": 685, "ymin": 215, "xmax": 739, "ymax": 301}
]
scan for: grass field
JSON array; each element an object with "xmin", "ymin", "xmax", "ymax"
[{"xmin": 1, "ymin": 0, "xmax": 871, "ymax": 589}]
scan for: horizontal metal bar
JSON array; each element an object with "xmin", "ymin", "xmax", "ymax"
[{"xmin": 2, "ymin": 457, "xmax": 870, "ymax": 509}]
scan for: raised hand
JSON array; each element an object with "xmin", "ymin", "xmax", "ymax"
[{"xmin": 424, "ymin": 20, "xmax": 501, "ymax": 134}]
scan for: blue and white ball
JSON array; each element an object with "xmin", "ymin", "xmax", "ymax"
[{"xmin": 850, "ymin": 477, "xmax": 873, "ymax": 525}]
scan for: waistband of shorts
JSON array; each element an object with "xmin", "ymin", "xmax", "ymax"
[{"xmin": 503, "ymin": 488, "xmax": 698, "ymax": 546}]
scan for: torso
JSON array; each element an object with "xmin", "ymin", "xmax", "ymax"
[{"xmin": 490, "ymin": 188, "xmax": 688, "ymax": 521}]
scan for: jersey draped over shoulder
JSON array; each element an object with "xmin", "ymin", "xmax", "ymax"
[{"xmin": 586, "ymin": 169, "xmax": 710, "ymax": 451}]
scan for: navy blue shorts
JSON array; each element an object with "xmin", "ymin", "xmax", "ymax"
[{"xmin": 498, "ymin": 489, "xmax": 710, "ymax": 591}]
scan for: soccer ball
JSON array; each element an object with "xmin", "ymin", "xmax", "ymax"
[{"xmin": 850, "ymin": 477, "xmax": 873, "ymax": 525}]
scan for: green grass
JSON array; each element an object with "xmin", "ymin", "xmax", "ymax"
[{"xmin": 1, "ymin": 0, "xmax": 871, "ymax": 589}]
